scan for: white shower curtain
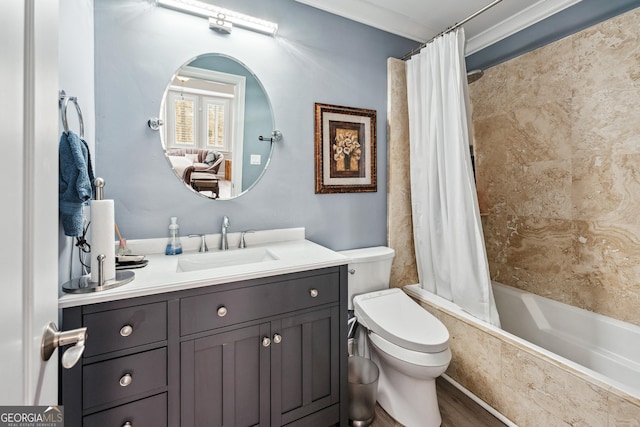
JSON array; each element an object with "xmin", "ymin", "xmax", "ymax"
[{"xmin": 406, "ymin": 28, "xmax": 500, "ymax": 327}]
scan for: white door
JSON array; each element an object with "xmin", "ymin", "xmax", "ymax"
[{"xmin": 1, "ymin": 0, "xmax": 60, "ymax": 405}]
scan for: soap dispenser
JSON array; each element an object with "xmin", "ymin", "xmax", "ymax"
[{"xmin": 165, "ymin": 217, "xmax": 183, "ymax": 255}]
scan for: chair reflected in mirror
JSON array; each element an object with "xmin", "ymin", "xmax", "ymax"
[{"xmin": 166, "ymin": 148, "xmax": 224, "ymax": 198}]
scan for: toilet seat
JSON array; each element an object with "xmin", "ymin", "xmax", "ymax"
[
  {"xmin": 353, "ymin": 288, "xmax": 449, "ymax": 353},
  {"xmin": 368, "ymin": 331, "xmax": 452, "ymax": 368}
]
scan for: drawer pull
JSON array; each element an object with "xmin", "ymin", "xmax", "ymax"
[
  {"xmin": 309, "ymin": 288, "xmax": 319, "ymax": 298},
  {"xmin": 119, "ymin": 373, "xmax": 133, "ymax": 387},
  {"xmin": 120, "ymin": 325, "xmax": 133, "ymax": 337},
  {"xmin": 217, "ymin": 306, "xmax": 228, "ymax": 317},
  {"xmin": 273, "ymin": 333, "xmax": 282, "ymax": 344},
  {"xmin": 262, "ymin": 337, "xmax": 271, "ymax": 347},
  {"xmin": 123, "ymin": 422, "xmax": 132, "ymax": 427}
]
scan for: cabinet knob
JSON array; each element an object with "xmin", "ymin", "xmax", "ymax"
[
  {"xmin": 262, "ymin": 337, "xmax": 271, "ymax": 347},
  {"xmin": 217, "ymin": 306, "xmax": 228, "ymax": 317},
  {"xmin": 120, "ymin": 325, "xmax": 133, "ymax": 337},
  {"xmin": 122, "ymin": 422, "xmax": 132, "ymax": 427},
  {"xmin": 119, "ymin": 373, "xmax": 133, "ymax": 387},
  {"xmin": 309, "ymin": 288, "xmax": 319, "ymax": 298},
  {"xmin": 273, "ymin": 333, "xmax": 282, "ymax": 344}
]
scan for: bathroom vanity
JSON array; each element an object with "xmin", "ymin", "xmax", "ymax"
[{"xmin": 59, "ymin": 230, "xmax": 349, "ymax": 426}]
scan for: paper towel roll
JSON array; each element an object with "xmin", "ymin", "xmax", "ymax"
[{"xmin": 90, "ymin": 199, "xmax": 116, "ymax": 283}]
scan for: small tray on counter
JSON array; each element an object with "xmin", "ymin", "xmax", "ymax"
[{"xmin": 116, "ymin": 255, "xmax": 148, "ymax": 270}]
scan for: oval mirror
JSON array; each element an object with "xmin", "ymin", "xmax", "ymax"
[{"xmin": 160, "ymin": 53, "xmax": 274, "ymax": 200}]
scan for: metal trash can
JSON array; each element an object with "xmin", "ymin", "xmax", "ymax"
[{"xmin": 348, "ymin": 356, "xmax": 379, "ymax": 426}]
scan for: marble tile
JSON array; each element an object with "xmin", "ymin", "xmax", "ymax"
[
  {"xmin": 572, "ymin": 86, "xmax": 640, "ymax": 158},
  {"xmin": 572, "ymin": 271, "xmax": 640, "ymax": 325},
  {"xmin": 500, "ymin": 345, "xmax": 609, "ymax": 427},
  {"xmin": 508, "ymin": 160, "xmax": 572, "ymax": 219},
  {"xmin": 387, "ymin": 58, "xmax": 419, "ymax": 288},
  {"xmin": 480, "ymin": 214, "xmax": 511, "ymax": 266},
  {"xmin": 503, "ymin": 216, "xmax": 575, "ymax": 274},
  {"xmin": 492, "ymin": 263, "xmax": 575, "ymax": 306},
  {"xmin": 571, "ymin": 7, "xmax": 640, "ymax": 95},
  {"xmin": 503, "ymin": 34, "xmax": 575, "ymax": 110},
  {"xmin": 468, "ymin": 64, "xmax": 509, "ymax": 121},
  {"xmin": 473, "ymin": 115, "xmax": 513, "ymax": 216},
  {"xmin": 507, "ymin": 100, "xmax": 572, "ymax": 164},
  {"xmin": 609, "ymin": 392, "xmax": 640, "ymax": 427},
  {"xmin": 432, "ymin": 310, "xmax": 503, "ymax": 407}
]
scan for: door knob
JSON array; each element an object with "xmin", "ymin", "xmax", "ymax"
[
  {"xmin": 273, "ymin": 333, "xmax": 282, "ymax": 344},
  {"xmin": 262, "ymin": 337, "xmax": 271, "ymax": 347},
  {"xmin": 41, "ymin": 322, "xmax": 88, "ymax": 369}
]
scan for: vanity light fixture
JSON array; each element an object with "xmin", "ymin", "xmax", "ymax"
[
  {"xmin": 209, "ymin": 15, "xmax": 233, "ymax": 34},
  {"xmin": 157, "ymin": 0, "xmax": 278, "ymax": 35}
]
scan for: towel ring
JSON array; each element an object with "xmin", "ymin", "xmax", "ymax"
[{"xmin": 59, "ymin": 90, "xmax": 85, "ymax": 139}]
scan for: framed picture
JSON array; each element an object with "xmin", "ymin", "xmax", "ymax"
[{"xmin": 314, "ymin": 103, "xmax": 377, "ymax": 193}]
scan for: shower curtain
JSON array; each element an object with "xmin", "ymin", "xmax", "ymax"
[{"xmin": 405, "ymin": 28, "xmax": 500, "ymax": 327}]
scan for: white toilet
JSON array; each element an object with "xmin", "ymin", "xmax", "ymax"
[{"xmin": 340, "ymin": 247, "xmax": 451, "ymax": 427}]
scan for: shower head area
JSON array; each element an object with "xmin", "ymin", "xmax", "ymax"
[{"xmin": 467, "ymin": 69, "xmax": 484, "ymax": 84}]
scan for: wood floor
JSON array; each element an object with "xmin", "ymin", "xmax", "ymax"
[{"xmin": 370, "ymin": 377, "xmax": 507, "ymax": 427}]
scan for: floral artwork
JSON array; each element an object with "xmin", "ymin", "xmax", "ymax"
[
  {"xmin": 315, "ymin": 103, "xmax": 376, "ymax": 193},
  {"xmin": 334, "ymin": 129, "xmax": 360, "ymax": 168}
]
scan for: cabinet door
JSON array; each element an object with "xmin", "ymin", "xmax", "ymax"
[
  {"xmin": 181, "ymin": 323, "xmax": 271, "ymax": 427},
  {"xmin": 271, "ymin": 306, "xmax": 340, "ymax": 426}
]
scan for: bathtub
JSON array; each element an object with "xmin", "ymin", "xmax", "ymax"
[
  {"xmin": 490, "ymin": 281, "xmax": 640, "ymax": 395},
  {"xmin": 404, "ymin": 281, "xmax": 640, "ymax": 423}
]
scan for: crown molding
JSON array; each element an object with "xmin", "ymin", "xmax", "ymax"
[{"xmin": 465, "ymin": 0, "xmax": 582, "ymax": 55}]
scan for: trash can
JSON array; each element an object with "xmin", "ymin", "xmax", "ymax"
[{"xmin": 348, "ymin": 356, "xmax": 379, "ymax": 427}]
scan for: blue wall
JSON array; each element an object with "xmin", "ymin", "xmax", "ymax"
[{"xmin": 94, "ymin": 0, "xmax": 417, "ymax": 250}]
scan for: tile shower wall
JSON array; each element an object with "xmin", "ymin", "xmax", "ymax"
[
  {"xmin": 469, "ymin": 7, "xmax": 640, "ymax": 327},
  {"xmin": 387, "ymin": 58, "xmax": 419, "ymax": 288}
]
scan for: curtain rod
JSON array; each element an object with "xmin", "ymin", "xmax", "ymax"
[{"xmin": 400, "ymin": 0, "xmax": 505, "ymax": 61}]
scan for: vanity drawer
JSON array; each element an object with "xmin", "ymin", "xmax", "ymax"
[
  {"xmin": 83, "ymin": 302, "xmax": 167, "ymax": 357},
  {"xmin": 83, "ymin": 348, "xmax": 167, "ymax": 410},
  {"xmin": 181, "ymin": 272, "xmax": 340, "ymax": 336},
  {"xmin": 83, "ymin": 393, "xmax": 167, "ymax": 427}
]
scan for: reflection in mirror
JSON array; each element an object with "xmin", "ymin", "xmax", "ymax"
[{"xmin": 160, "ymin": 54, "xmax": 274, "ymax": 200}]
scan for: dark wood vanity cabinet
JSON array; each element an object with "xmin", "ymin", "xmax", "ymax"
[{"xmin": 61, "ymin": 266, "xmax": 348, "ymax": 427}]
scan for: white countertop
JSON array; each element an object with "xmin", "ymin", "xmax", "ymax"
[{"xmin": 59, "ymin": 228, "xmax": 350, "ymax": 309}]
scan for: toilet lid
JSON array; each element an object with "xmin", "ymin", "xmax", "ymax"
[{"xmin": 353, "ymin": 288, "xmax": 449, "ymax": 353}]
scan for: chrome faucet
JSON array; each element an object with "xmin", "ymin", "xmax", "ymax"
[
  {"xmin": 239, "ymin": 230, "xmax": 255, "ymax": 249},
  {"xmin": 220, "ymin": 216, "xmax": 230, "ymax": 250},
  {"xmin": 188, "ymin": 234, "xmax": 208, "ymax": 252}
]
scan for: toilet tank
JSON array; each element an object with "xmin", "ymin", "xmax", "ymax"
[{"xmin": 338, "ymin": 246, "xmax": 395, "ymax": 309}]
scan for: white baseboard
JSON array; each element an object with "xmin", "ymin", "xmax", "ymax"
[{"xmin": 441, "ymin": 374, "xmax": 518, "ymax": 427}]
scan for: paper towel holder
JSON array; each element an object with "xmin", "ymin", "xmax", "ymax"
[
  {"xmin": 62, "ymin": 253, "xmax": 135, "ymax": 294},
  {"xmin": 61, "ymin": 178, "xmax": 136, "ymax": 294},
  {"xmin": 61, "ymin": 267, "xmax": 135, "ymax": 293}
]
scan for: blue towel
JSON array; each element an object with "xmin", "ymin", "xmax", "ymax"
[{"xmin": 59, "ymin": 131, "xmax": 95, "ymax": 236}]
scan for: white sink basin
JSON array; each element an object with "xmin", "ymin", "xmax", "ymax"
[{"xmin": 177, "ymin": 247, "xmax": 279, "ymax": 273}]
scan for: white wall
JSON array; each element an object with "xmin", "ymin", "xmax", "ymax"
[{"xmin": 58, "ymin": 0, "xmax": 94, "ymax": 285}]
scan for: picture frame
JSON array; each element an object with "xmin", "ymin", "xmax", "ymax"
[{"xmin": 314, "ymin": 103, "xmax": 377, "ymax": 194}]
